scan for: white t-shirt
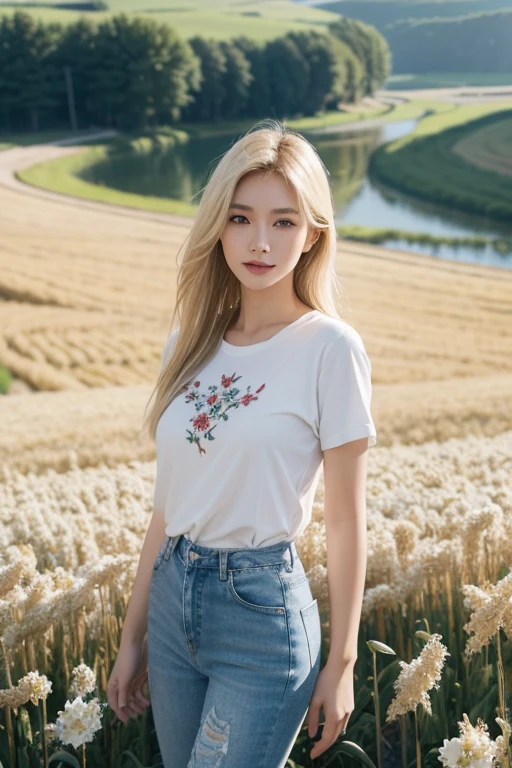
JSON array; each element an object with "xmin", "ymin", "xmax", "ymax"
[{"xmin": 153, "ymin": 309, "xmax": 377, "ymax": 548}]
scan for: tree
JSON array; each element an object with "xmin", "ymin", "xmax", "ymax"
[
  {"xmin": 218, "ymin": 40, "xmax": 253, "ymax": 121},
  {"xmin": 88, "ymin": 14, "xmax": 199, "ymax": 130},
  {"xmin": 264, "ymin": 36, "xmax": 309, "ymax": 118},
  {"xmin": 0, "ymin": 11, "xmax": 61, "ymax": 132},
  {"xmin": 231, "ymin": 36, "xmax": 270, "ymax": 119},
  {"xmin": 182, "ymin": 37, "xmax": 227, "ymax": 123},
  {"xmin": 326, "ymin": 34, "xmax": 365, "ymax": 106},
  {"xmin": 284, "ymin": 30, "xmax": 339, "ymax": 115},
  {"xmin": 50, "ymin": 18, "xmax": 100, "ymax": 130},
  {"xmin": 329, "ymin": 16, "xmax": 391, "ymax": 95}
]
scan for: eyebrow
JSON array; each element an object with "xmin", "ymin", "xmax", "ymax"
[{"xmin": 229, "ymin": 203, "xmax": 299, "ymax": 215}]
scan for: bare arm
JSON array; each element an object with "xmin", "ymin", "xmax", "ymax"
[
  {"xmin": 107, "ymin": 511, "xmax": 168, "ymax": 723},
  {"xmin": 322, "ymin": 436, "xmax": 369, "ymax": 672},
  {"xmin": 119, "ymin": 510, "xmax": 168, "ymax": 649},
  {"xmin": 306, "ymin": 436, "xmax": 369, "ymax": 759}
]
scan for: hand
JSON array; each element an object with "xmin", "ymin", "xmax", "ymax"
[
  {"xmin": 305, "ymin": 661, "xmax": 355, "ymax": 761},
  {"xmin": 107, "ymin": 635, "xmax": 151, "ymax": 724}
]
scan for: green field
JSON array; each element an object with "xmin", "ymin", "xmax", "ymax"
[
  {"xmin": 369, "ymin": 102, "xmax": 512, "ymax": 222},
  {"xmin": 336, "ymin": 224, "xmax": 512, "ymax": 254},
  {"xmin": 452, "ymin": 117, "xmax": 512, "ymax": 176},
  {"xmin": 0, "ymin": 0, "xmax": 340, "ymax": 40},
  {"xmin": 386, "ymin": 73, "xmax": 512, "ymax": 90},
  {"xmin": 314, "ymin": 0, "xmax": 512, "ymax": 30}
]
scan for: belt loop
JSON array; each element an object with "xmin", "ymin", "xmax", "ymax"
[
  {"xmin": 219, "ymin": 550, "xmax": 228, "ymax": 581},
  {"xmin": 287, "ymin": 542, "xmax": 294, "ymax": 572},
  {"xmin": 165, "ymin": 534, "xmax": 180, "ymax": 561}
]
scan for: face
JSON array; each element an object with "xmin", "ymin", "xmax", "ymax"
[{"xmin": 219, "ymin": 170, "xmax": 320, "ymax": 291}]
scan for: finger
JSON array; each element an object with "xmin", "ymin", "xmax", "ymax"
[
  {"xmin": 132, "ymin": 676, "xmax": 150, "ymax": 702},
  {"xmin": 310, "ymin": 719, "xmax": 338, "ymax": 759},
  {"xmin": 125, "ymin": 697, "xmax": 145, "ymax": 716},
  {"xmin": 118, "ymin": 684, "xmax": 129, "ymax": 710},
  {"xmin": 307, "ymin": 701, "xmax": 321, "ymax": 738},
  {"xmin": 311, "ymin": 735, "xmax": 332, "ymax": 760},
  {"xmin": 122, "ymin": 703, "xmax": 142, "ymax": 719},
  {"xmin": 109, "ymin": 700, "xmax": 127, "ymax": 723},
  {"xmin": 321, "ymin": 718, "xmax": 338, "ymax": 747},
  {"xmin": 113, "ymin": 707, "xmax": 130, "ymax": 724},
  {"xmin": 107, "ymin": 680, "xmax": 120, "ymax": 715},
  {"xmin": 133, "ymin": 688, "xmax": 151, "ymax": 708},
  {"xmin": 117, "ymin": 686, "xmax": 139, "ymax": 721}
]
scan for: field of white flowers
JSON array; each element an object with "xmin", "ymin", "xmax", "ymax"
[{"xmin": 1, "ymin": 430, "xmax": 511, "ymax": 766}]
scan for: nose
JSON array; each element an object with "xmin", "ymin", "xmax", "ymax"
[{"xmin": 250, "ymin": 241, "xmax": 270, "ymax": 253}]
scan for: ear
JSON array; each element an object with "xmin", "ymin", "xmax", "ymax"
[{"xmin": 304, "ymin": 228, "xmax": 321, "ymax": 253}]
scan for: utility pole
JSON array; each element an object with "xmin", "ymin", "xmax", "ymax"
[{"xmin": 64, "ymin": 65, "xmax": 78, "ymax": 131}]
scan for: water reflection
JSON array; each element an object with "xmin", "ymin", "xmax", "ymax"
[{"xmin": 81, "ymin": 119, "xmax": 511, "ymax": 268}]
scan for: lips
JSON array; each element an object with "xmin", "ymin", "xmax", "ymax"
[
  {"xmin": 243, "ymin": 262, "xmax": 276, "ymax": 274},
  {"xmin": 243, "ymin": 262, "xmax": 274, "ymax": 267}
]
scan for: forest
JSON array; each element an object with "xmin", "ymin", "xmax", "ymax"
[{"xmin": 0, "ymin": 10, "xmax": 390, "ymax": 133}]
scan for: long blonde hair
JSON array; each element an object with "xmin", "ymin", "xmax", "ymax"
[{"xmin": 143, "ymin": 118, "xmax": 346, "ymax": 441}]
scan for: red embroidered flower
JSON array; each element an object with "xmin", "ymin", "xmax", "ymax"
[
  {"xmin": 184, "ymin": 372, "xmax": 265, "ymax": 456},
  {"xmin": 192, "ymin": 413, "xmax": 210, "ymax": 431}
]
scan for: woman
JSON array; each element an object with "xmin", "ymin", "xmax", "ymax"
[{"xmin": 107, "ymin": 118, "xmax": 377, "ymax": 767}]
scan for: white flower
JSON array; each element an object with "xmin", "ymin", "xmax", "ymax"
[
  {"xmin": 18, "ymin": 671, "xmax": 52, "ymax": 705},
  {"xmin": 438, "ymin": 714, "xmax": 504, "ymax": 768},
  {"xmin": 438, "ymin": 737, "xmax": 462, "ymax": 766},
  {"xmin": 386, "ymin": 633, "xmax": 450, "ymax": 720},
  {"xmin": 56, "ymin": 696, "xmax": 102, "ymax": 749},
  {"xmin": 68, "ymin": 663, "xmax": 96, "ymax": 698}
]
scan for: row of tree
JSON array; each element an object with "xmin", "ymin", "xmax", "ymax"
[{"xmin": 0, "ymin": 11, "xmax": 390, "ymax": 133}]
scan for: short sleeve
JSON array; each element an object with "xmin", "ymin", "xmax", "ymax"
[
  {"xmin": 317, "ymin": 327, "xmax": 377, "ymax": 451},
  {"xmin": 159, "ymin": 327, "xmax": 180, "ymax": 372}
]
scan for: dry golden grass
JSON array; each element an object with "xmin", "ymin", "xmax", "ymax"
[
  {"xmin": 2, "ymin": 372, "xmax": 511, "ymax": 477},
  {"xmin": 1, "ymin": 154, "xmax": 511, "ymax": 475}
]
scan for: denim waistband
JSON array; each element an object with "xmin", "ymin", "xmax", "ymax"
[{"xmin": 162, "ymin": 533, "xmax": 297, "ymax": 580}]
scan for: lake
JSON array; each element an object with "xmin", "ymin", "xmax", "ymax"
[{"xmin": 83, "ymin": 119, "xmax": 512, "ymax": 269}]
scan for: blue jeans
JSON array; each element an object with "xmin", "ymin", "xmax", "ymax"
[{"xmin": 147, "ymin": 533, "xmax": 322, "ymax": 768}]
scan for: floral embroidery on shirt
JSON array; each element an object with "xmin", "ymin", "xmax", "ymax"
[{"xmin": 181, "ymin": 373, "xmax": 265, "ymax": 456}]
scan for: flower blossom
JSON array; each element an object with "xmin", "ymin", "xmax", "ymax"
[{"xmin": 56, "ymin": 696, "xmax": 102, "ymax": 749}]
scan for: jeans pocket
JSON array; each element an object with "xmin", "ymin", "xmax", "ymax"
[
  {"xmin": 227, "ymin": 567, "xmax": 286, "ymax": 615},
  {"xmin": 153, "ymin": 538, "xmax": 169, "ymax": 573},
  {"xmin": 300, "ymin": 598, "xmax": 321, "ymax": 670}
]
